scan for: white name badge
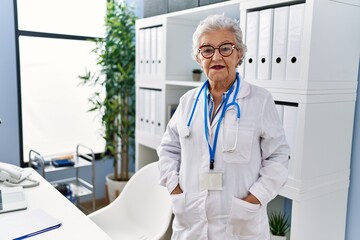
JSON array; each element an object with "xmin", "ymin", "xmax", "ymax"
[{"xmin": 200, "ymin": 172, "xmax": 223, "ymax": 191}]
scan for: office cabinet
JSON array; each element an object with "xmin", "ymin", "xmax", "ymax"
[{"xmin": 135, "ymin": 0, "xmax": 360, "ymax": 239}]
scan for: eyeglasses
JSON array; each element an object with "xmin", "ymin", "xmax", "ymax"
[{"xmin": 199, "ymin": 43, "xmax": 237, "ymax": 59}]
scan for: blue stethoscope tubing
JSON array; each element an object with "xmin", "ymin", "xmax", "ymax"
[{"xmin": 185, "ymin": 73, "xmax": 241, "ymax": 169}]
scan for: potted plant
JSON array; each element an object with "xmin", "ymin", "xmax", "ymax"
[
  {"xmin": 79, "ymin": 1, "xmax": 137, "ymax": 201},
  {"xmin": 192, "ymin": 68, "xmax": 202, "ymax": 81},
  {"xmin": 268, "ymin": 211, "xmax": 290, "ymax": 240}
]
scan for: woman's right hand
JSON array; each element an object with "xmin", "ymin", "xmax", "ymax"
[{"xmin": 171, "ymin": 184, "xmax": 183, "ymax": 195}]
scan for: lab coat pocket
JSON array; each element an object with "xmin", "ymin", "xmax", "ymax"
[
  {"xmin": 171, "ymin": 191, "xmax": 206, "ymax": 231},
  {"xmin": 222, "ymin": 126, "xmax": 254, "ymax": 163},
  {"xmin": 226, "ymin": 196, "xmax": 261, "ymax": 238}
]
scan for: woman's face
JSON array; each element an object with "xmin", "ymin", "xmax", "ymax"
[{"xmin": 197, "ymin": 29, "xmax": 242, "ymax": 87}]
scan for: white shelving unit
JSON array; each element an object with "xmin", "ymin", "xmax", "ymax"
[
  {"xmin": 135, "ymin": 0, "xmax": 360, "ymax": 239},
  {"xmin": 29, "ymin": 144, "xmax": 96, "ymax": 212},
  {"xmin": 240, "ymin": 0, "xmax": 359, "ymax": 239}
]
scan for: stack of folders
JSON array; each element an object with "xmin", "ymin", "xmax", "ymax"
[
  {"xmin": 244, "ymin": 4, "xmax": 305, "ymax": 81},
  {"xmin": 137, "ymin": 26, "xmax": 164, "ymax": 78},
  {"xmin": 0, "ymin": 208, "xmax": 62, "ymax": 239},
  {"xmin": 137, "ymin": 88, "xmax": 164, "ymax": 136}
]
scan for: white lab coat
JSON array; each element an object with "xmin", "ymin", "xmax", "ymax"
[{"xmin": 157, "ymin": 79, "xmax": 290, "ymax": 240}]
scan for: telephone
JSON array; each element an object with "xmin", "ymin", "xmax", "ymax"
[{"xmin": 0, "ymin": 162, "xmax": 39, "ymax": 188}]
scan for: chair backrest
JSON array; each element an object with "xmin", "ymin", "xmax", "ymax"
[{"xmin": 97, "ymin": 161, "xmax": 172, "ymax": 239}]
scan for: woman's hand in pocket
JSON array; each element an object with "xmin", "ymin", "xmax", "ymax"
[
  {"xmin": 171, "ymin": 184, "xmax": 183, "ymax": 195},
  {"xmin": 242, "ymin": 193, "xmax": 260, "ymax": 205}
]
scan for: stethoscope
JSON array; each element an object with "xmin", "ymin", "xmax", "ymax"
[{"xmin": 180, "ymin": 72, "xmax": 241, "ymax": 170}]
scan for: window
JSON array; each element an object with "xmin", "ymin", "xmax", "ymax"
[{"xmin": 16, "ymin": 0, "xmax": 107, "ymax": 162}]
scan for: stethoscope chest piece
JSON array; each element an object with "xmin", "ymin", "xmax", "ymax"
[{"xmin": 179, "ymin": 127, "xmax": 191, "ymax": 138}]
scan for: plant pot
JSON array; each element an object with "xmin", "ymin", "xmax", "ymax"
[
  {"xmin": 192, "ymin": 72, "xmax": 201, "ymax": 81},
  {"xmin": 271, "ymin": 234, "xmax": 287, "ymax": 240},
  {"xmin": 105, "ymin": 173, "xmax": 128, "ymax": 203}
]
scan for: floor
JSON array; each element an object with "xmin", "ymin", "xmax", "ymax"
[{"xmin": 78, "ymin": 198, "xmax": 108, "ymax": 215}]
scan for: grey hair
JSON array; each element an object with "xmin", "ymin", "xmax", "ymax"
[{"xmin": 192, "ymin": 14, "xmax": 247, "ymax": 66}]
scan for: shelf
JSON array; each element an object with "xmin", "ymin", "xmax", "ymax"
[
  {"xmin": 165, "ymin": 80, "xmax": 204, "ymax": 88},
  {"xmin": 51, "ymin": 177, "xmax": 93, "ymax": 197},
  {"xmin": 136, "ymin": 80, "xmax": 164, "ymax": 89},
  {"xmin": 244, "ymin": 78, "xmax": 358, "ymax": 93},
  {"xmin": 239, "ymin": 0, "xmax": 305, "ymax": 10},
  {"xmin": 136, "ymin": 131, "xmax": 162, "ymax": 150},
  {"xmin": 279, "ymin": 168, "xmax": 350, "ymax": 201},
  {"xmin": 40, "ymin": 157, "xmax": 92, "ymax": 173},
  {"xmin": 141, "ymin": 0, "xmax": 241, "ymax": 22}
]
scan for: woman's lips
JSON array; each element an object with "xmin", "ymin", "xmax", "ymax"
[{"xmin": 211, "ymin": 65, "xmax": 224, "ymax": 70}]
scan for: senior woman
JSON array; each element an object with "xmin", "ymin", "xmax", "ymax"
[{"xmin": 157, "ymin": 14, "xmax": 290, "ymax": 240}]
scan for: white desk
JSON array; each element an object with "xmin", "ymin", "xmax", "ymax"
[{"xmin": 0, "ymin": 168, "xmax": 111, "ymax": 240}]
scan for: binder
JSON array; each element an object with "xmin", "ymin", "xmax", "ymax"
[
  {"xmin": 283, "ymin": 105, "xmax": 297, "ymax": 177},
  {"xmin": 138, "ymin": 88, "xmax": 145, "ymax": 131},
  {"xmin": 138, "ymin": 29, "xmax": 145, "ymax": 74},
  {"xmin": 150, "ymin": 27, "xmax": 157, "ymax": 75},
  {"xmin": 156, "ymin": 26, "xmax": 164, "ymax": 77},
  {"xmin": 286, "ymin": 4, "xmax": 305, "ymax": 81},
  {"xmin": 144, "ymin": 28, "xmax": 152, "ymax": 75},
  {"xmin": 155, "ymin": 90, "xmax": 163, "ymax": 136},
  {"xmin": 144, "ymin": 89, "xmax": 151, "ymax": 132},
  {"xmin": 150, "ymin": 90, "xmax": 156, "ymax": 134},
  {"xmin": 244, "ymin": 11, "xmax": 259, "ymax": 80},
  {"xmin": 257, "ymin": 8, "xmax": 274, "ymax": 80},
  {"xmin": 271, "ymin": 6, "xmax": 289, "ymax": 81}
]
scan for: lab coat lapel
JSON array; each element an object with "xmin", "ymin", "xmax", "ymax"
[{"xmin": 209, "ymin": 80, "xmax": 250, "ymax": 128}]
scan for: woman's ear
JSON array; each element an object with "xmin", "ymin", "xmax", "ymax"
[
  {"xmin": 196, "ymin": 54, "xmax": 201, "ymax": 65},
  {"xmin": 196, "ymin": 56, "xmax": 203, "ymax": 68},
  {"xmin": 237, "ymin": 49, "xmax": 243, "ymax": 66}
]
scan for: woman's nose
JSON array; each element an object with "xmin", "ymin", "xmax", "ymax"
[{"xmin": 212, "ymin": 48, "xmax": 223, "ymax": 61}]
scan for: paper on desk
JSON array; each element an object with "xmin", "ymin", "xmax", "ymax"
[{"xmin": 0, "ymin": 208, "xmax": 62, "ymax": 239}]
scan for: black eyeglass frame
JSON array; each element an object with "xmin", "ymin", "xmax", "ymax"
[{"xmin": 198, "ymin": 43, "xmax": 238, "ymax": 59}]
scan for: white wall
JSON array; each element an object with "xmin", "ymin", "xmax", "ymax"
[
  {"xmin": 0, "ymin": 0, "xmax": 21, "ymax": 166},
  {"xmin": 346, "ymin": 64, "xmax": 360, "ymax": 240}
]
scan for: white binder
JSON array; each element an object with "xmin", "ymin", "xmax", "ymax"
[
  {"xmin": 155, "ymin": 90, "xmax": 163, "ymax": 136},
  {"xmin": 144, "ymin": 28, "xmax": 152, "ymax": 75},
  {"xmin": 150, "ymin": 27, "xmax": 157, "ymax": 76},
  {"xmin": 150, "ymin": 90, "xmax": 156, "ymax": 134},
  {"xmin": 156, "ymin": 26, "xmax": 164, "ymax": 78},
  {"xmin": 144, "ymin": 89, "xmax": 151, "ymax": 132},
  {"xmin": 257, "ymin": 8, "xmax": 274, "ymax": 80},
  {"xmin": 138, "ymin": 29, "xmax": 145, "ymax": 75},
  {"xmin": 244, "ymin": 11, "xmax": 259, "ymax": 80},
  {"xmin": 283, "ymin": 105, "xmax": 298, "ymax": 177},
  {"xmin": 286, "ymin": 4, "xmax": 305, "ymax": 81},
  {"xmin": 138, "ymin": 88, "xmax": 145, "ymax": 131},
  {"xmin": 271, "ymin": 6, "xmax": 289, "ymax": 81}
]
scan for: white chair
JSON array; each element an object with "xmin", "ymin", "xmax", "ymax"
[{"xmin": 88, "ymin": 162, "xmax": 172, "ymax": 240}]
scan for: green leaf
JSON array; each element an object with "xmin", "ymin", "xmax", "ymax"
[{"xmin": 269, "ymin": 211, "xmax": 291, "ymax": 236}]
